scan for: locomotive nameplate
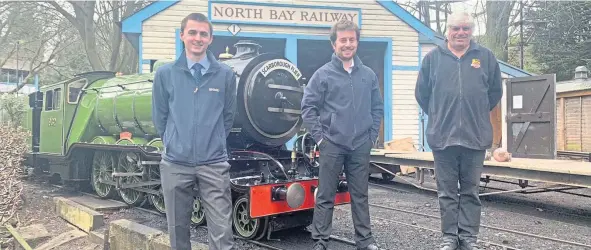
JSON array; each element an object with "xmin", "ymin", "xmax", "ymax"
[{"xmin": 258, "ymin": 59, "xmax": 302, "ymax": 80}]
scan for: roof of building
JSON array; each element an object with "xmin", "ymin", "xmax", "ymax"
[
  {"xmin": 556, "ymin": 80, "xmax": 591, "ymax": 93},
  {"xmin": 121, "ymin": 0, "xmax": 533, "ymax": 77}
]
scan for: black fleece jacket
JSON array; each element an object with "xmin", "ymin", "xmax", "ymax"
[
  {"xmin": 415, "ymin": 40, "xmax": 503, "ymax": 151},
  {"xmin": 301, "ymin": 53, "xmax": 384, "ymax": 151}
]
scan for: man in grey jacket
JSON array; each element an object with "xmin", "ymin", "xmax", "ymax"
[
  {"xmin": 415, "ymin": 12, "xmax": 502, "ymax": 250},
  {"xmin": 152, "ymin": 13, "xmax": 237, "ymax": 250},
  {"xmin": 301, "ymin": 19, "xmax": 383, "ymax": 250}
]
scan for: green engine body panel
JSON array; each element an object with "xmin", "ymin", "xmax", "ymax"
[
  {"xmin": 93, "ymin": 74, "xmax": 157, "ymax": 137},
  {"xmin": 66, "ymin": 73, "xmax": 157, "ymax": 152}
]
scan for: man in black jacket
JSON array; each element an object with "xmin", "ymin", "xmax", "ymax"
[
  {"xmin": 415, "ymin": 12, "xmax": 502, "ymax": 250},
  {"xmin": 301, "ymin": 19, "xmax": 383, "ymax": 250}
]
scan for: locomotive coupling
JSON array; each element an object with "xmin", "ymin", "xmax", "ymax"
[
  {"xmin": 337, "ymin": 180, "xmax": 348, "ymax": 192},
  {"xmin": 271, "ymin": 183, "xmax": 305, "ymax": 209}
]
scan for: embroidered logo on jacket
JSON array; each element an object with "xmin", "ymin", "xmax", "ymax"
[
  {"xmin": 209, "ymin": 88, "xmax": 220, "ymax": 92},
  {"xmin": 471, "ymin": 59, "xmax": 481, "ymax": 68}
]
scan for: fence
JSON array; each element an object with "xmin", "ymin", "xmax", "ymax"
[{"xmin": 556, "ymin": 95, "xmax": 591, "ymax": 152}]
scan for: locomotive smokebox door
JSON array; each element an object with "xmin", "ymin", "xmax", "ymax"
[{"xmin": 226, "ymin": 40, "xmax": 304, "ymax": 147}]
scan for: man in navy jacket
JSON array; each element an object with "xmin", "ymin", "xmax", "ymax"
[
  {"xmin": 152, "ymin": 12, "xmax": 237, "ymax": 250},
  {"xmin": 301, "ymin": 19, "xmax": 384, "ymax": 250},
  {"xmin": 415, "ymin": 12, "xmax": 502, "ymax": 250}
]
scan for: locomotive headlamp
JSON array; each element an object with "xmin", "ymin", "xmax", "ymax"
[{"xmin": 272, "ymin": 183, "xmax": 305, "ymax": 209}]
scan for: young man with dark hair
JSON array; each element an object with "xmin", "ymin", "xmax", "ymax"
[
  {"xmin": 301, "ymin": 19, "xmax": 384, "ymax": 250},
  {"xmin": 152, "ymin": 12, "xmax": 237, "ymax": 250}
]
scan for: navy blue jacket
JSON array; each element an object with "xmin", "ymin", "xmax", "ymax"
[
  {"xmin": 301, "ymin": 53, "xmax": 384, "ymax": 151},
  {"xmin": 415, "ymin": 40, "xmax": 503, "ymax": 151},
  {"xmin": 152, "ymin": 50, "xmax": 237, "ymax": 166}
]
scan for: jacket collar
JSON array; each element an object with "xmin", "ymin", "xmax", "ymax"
[
  {"xmin": 438, "ymin": 39, "xmax": 481, "ymax": 58},
  {"xmin": 174, "ymin": 49, "xmax": 221, "ymax": 74},
  {"xmin": 330, "ymin": 52, "xmax": 363, "ymax": 72}
]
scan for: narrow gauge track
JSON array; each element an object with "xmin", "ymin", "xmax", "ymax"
[
  {"xmin": 369, "ymin": 174, "xmax": 591, "ymax": 219},
  {"xmin": 71, "ymin": 188, "xmax": 358, "ymax": 250},
  {"xmin": 367, "ymin": 181, "xmax": 591, "ymax": 250},
  {"xmin": 134, "ymin": 205, "xmax": 358, "ymax": 250}
]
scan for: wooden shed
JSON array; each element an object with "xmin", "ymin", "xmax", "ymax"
[{"xmin": 556, "ymin": 66, "xmax": 591, "ymax": 152}]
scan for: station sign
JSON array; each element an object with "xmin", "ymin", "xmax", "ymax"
[{"xmin": 209, "ymin": 1, "xmax": 362, "ymax": 28}]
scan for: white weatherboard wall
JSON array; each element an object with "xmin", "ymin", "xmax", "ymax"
[
  {"xmin": 139, "ymin": 0, "xmax": 423, "ymax": 145},
  {"xmin": 392, "ymin": 70, "xmax": 419, "ymax": 142}
]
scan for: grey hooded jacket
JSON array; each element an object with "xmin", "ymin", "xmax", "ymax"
[{"xmin": 415, "ymin": 40, "xmax": 503, "ymax": 151}]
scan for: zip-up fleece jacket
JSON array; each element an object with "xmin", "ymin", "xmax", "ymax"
[
  {"xmin": 415, "ymin": 40, "xmax": 503, "ymax": 151},
  {"xmin": 152, "ymin": 50, "xmax": 237, "ymax": 166},
  {"xmin": 301, "ymin": 53, "xmax": 384, "ymax": 151}
]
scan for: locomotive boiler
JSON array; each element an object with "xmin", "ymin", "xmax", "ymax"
[{"xmin": 22, "ymin": 40, "xmax": 351, "ymax": 240}]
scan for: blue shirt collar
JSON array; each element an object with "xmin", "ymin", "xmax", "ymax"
[{"xmin": 186, "ymin": 53, "xmax": 210, "ymax": 73}]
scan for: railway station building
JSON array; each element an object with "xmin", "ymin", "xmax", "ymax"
[{"xmin": 121, "ymin": 0, "xmax": 534, "ymax": 152}]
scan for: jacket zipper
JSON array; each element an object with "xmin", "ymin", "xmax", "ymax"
[
  {"xmin": 350, "ymin": 73, "xmax": 356, "ymax": 138},
  {"xmin": 193, "ymin": 71, "xmax": 198, "ymax": 164},
  {"xmin": 458, "ymin": 57, "xmax": 462, "ymax": 131}
]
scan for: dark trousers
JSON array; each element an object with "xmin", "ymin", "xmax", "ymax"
[
  {"xmin": 311, "ymin": 139, "xmax": 375, "ymax": 249},
  {"xmin": 432, "ymin": 146, "xmax": 486, "ymax": 241},
  {"xmin": 160, "ymin": 159, "xmax": 234, "ymax": 250}
]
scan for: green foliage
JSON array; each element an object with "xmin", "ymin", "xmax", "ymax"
[
  {"xmin": 0, "ymin": 94, "xmax": 28, "ymax": 127},
  {"xmin": 525, "ymin": 1, "xmax": 591, "ymax": 81}
]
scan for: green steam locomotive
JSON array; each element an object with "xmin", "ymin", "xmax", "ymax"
[{"xmin": 19, "ymin": 40, "xmax": 351, "ymax": 240}]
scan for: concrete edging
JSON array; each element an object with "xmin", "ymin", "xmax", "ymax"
[
  {"xmin": 53, "ymin": 196, "xmax": 208, "ymax": 249},
  {"xmin": 54, "ymin": 197, "xmax": 104, "ymax": 233},
  {"xmin": 108, "ymin": 219, "xmax": 208, "ymax": 250}
]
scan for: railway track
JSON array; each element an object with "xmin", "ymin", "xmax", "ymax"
[
  {"xmin": 367, "ymin": 181, "xmax": 591, "ymax": 250},
  {"xmin": 369, "ymin": 173, "xmax": 591, "ymax": 219}
]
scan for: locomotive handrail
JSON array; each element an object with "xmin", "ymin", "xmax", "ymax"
[
  {"xmin": 84, "ymin": 86, "xmax": 152, "ymax": 94},
  {"xmin": 83, "ymin": 78, "xmax": 154, "ymax": 92}
]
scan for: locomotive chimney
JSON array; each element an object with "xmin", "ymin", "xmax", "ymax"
[
  {"xmin": 575, "ymin": 66, "xmax": 589, "ymax": 81},
  {"xmin": 234, "ymin": 40, "xmax": 262, "ymax": 58}
]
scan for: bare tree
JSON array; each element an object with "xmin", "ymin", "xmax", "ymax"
[
  {"xmin": 0, "ymin": 2, "xmax": 27, "ymax": 69},
  {"xmin": 0, "ymin": 2, "xmax": 74, "ymax": 93},
  {"xmin": 46, "ymin": 1, "xmax": 148, "ymax": 73}
]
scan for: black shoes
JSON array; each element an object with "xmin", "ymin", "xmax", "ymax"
[
  {"xmin": 313, "ymin": 243, "xmax": 326, "ymax": 250},
  {"xmin": 313, "ymin": 242, "xmax": 381, "ymax": 250},
  {"xmin": 439, "ymin": 237, "xmax": 459, "ymax": 250},
  {"xmin": 459, "ymin": 238, "xmax": 481, "ymax": 250},
  {"xmin": 439, "ymin": 237, "xmax": 481, "ymax": 250}
]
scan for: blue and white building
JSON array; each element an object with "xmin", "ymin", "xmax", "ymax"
[{"xmin": 121, "ymin": 0, "xmax": 533, "ymax": 152}]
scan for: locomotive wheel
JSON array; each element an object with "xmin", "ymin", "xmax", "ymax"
[
  {"xmin": 191, "ymin": 196, "xmax": 206, "ymax": 226},
  {"xmin": 148, "ymin": 167, "xmax": 166, "ymax": 213},
  {"xmin": 148, "ymin": 187, "xmax": 166, "ymax": 214},
  {"xmin": 90, "ymin": 151, "xmax": 117, "ymax": 198},
  {"xmin": 232, "ymin": 196, "xmax": 265, "ymax": 239},
  {"xmin": 116, "ymin": 152, "xmax": 146, "ymax": 206}
]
